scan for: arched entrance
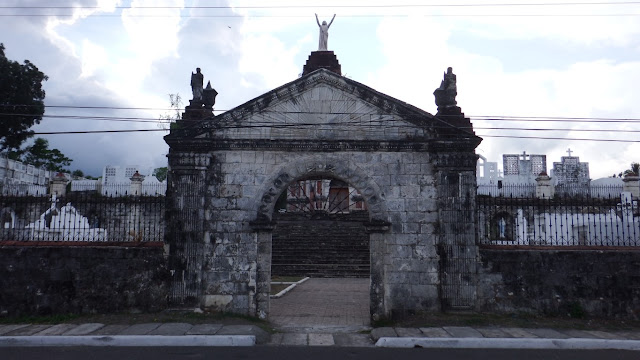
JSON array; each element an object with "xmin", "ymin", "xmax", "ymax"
[
  {"xmin": 269, "ymin": 176, "xmax": 372, "ymax": 329},
  {"xmin": 271, "ymin": 176, "xmax": 370, "ymax": 278},
  {"xmin": 250, "ymin": 157, "xmax": 390, "ymax": 321}
]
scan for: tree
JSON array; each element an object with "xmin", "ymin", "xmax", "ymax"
[
  {"xmin": 623, "ymin": 162, "xmax": 640, "ymax": 177},
  {"xmin": 22, "ymin": 138, "xmax": 72, "ymax": 172},
  {"xmin": 153, "ymin": 167, "xmax": 168, "ymax": 182},
  {"xmin": 158, "ymin": 93, "xmax": 182, "ymax": 130},
  {"xmin": 0, "ymin": 43, "xmax": 48, "ymax": 150}
]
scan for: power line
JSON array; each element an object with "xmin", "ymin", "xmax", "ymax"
[
  {"xmin": 478, "ymin": 134, "xmax": 640, "ymax": 142},
  {"xmin": 3, "ymin": 2, "xmax": 639, "ymax": 9},
  {"xmin": 2, "ymin": 13, "xmax": 639, "ymax": 18},
  {"xmin": 5, "ymin": 105, "xmax": 640, "ymax": 122}
]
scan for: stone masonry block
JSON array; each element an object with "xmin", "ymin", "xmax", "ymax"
[
  {"xmin": 386, "ymin": 200, "xmax": 404, "ymax": 212},
  {"xmin": 241, "ymin": 152, "xmax": 256, "ymax": 163},
  {"xmin": 226, "ymin": 152, "xmax": 242, "ymax": 163},
  {"xmin": 388, "ymin": 234, "xmax": 418, "ymax": 246},
  {"xmin": 402, "ymin": 222, "xmax": 420, "ymax": 234},
  {"xmin": 419, "ymin": 272, "xmax": 440, "ymax": 285},
  {"xmin": 402, "ymin": 163, "xmax": 421, "ymax": 175},
  {"xmin": 219, "ymin": 184, "xmax": 242, "ymax": 198},
  {"xmin": 254, "ymin": 151, "xmax": 264, "ymax": 164},
  {"xmin": 400, "ymin": 185, "xmax": 421, "ymax": 198},
  {"xmin": 387, "ymin": 244, "xmax": 414, "ymax": 258}
]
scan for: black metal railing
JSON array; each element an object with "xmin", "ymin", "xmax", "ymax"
[
  {"xmin": 477, "ymin": 190, "xmax": 640, "ymax": 247},
  {"xmin": 0, "ymin": 191, "xmax": 165, "ymax": 243}
]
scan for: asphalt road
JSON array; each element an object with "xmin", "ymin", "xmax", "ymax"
[{"xmin": 0, "ymin": 347, "xmax": 638, "ymax": 360}]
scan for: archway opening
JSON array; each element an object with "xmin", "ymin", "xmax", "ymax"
[{"xmin": 269, "ymin": 176, "xmax": 371, "ymax": 329}]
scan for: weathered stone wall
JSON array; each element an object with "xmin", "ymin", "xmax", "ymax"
[
  {"xmin": 0, "ymin": 245, "xmax": 169, "ymax": 317},
  {"xmin": 477, "ymin": 249, "xmax": 640, "ymax": 319},
  {"xmin": 166, "ymin": 149, "xmax": 447, "ymax": 319},
  {"xmin": 164, "ymin": 69, "xmax": 482, "ymax": 320}
]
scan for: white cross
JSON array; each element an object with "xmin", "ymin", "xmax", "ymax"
[{"xmin": 566, "ymin": 148, "xmax": 573, "ymax": 157}]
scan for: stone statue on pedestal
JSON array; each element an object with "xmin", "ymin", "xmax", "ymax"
[
  {"xmin": 434, "ymin": 67, "xmax": 457, "ymax": 109},
  {"xmin": 315, "ymin": 13, "xmax": 336, "ymax": 51},
  {"xmin": 191, "ymin": 67, "xmax": 204, "ymax": 101}
]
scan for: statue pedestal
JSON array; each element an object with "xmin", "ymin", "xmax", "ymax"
[
  {"xmin": 182, "ymin": 100, "xmax": 213, "ymax": 121},
  {"xmin": 302, "ymin": 51, "xmax": 342, "ymax": 76},
  {"xmin": 435, "ymin": 106, "xmax": 474, "ymax": 136}
]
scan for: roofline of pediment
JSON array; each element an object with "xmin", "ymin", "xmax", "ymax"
[{"xmin": 165, "ymin": 137, "xmax": 481, "ymax": 153}]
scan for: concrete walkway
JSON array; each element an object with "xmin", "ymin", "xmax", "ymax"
[
  {"xmin": 3, "ymin": 278, "xmax": 640, "ymax": 349},
  {"xmin": 270, "ymin": 278, "xmax": 370, "ymax": 332}
]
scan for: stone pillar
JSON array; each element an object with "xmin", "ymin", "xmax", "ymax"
[
  {"xmin": 623, "ymin": 173, "xmax": 640, "ymax": 199},
  {"xmin": 250, "ymin": 221, "xmax": 275, "ymax": 320},
  {"xmin": 49, "ymin": 172, "xmax": 68, "ymax": 196},
  {"xmin": 129, "ymin": 171, "xmax": 145, "ymax": 196},
  {"xmin": 365, "ymin": 221, "xmax": 391, "ymax": 321},
  {"xmin": 535, "ymin": 172, "xmax": 554, "ymax": 199}
]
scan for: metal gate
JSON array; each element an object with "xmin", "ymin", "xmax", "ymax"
[{"xmin": 438, "ymin": 174, "xmax": 477, "ymax": 310}]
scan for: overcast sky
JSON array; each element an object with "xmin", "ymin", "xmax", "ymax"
[{"xmin": 1, "ymin": 0, "xmax": 639, "ymax": 178}]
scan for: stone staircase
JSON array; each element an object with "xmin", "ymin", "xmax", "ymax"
[{"xmin": 271, "ymin": 212, "xmax": 370, "ymax": 278}]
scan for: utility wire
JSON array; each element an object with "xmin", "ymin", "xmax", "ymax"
[
  {"xmin": 3, "ymin": 2, "xmax": 640, "ymax": 9},
  {"xmin": 7, "ymin": 105, "xmax": 640, "ymax": 123},
  {"xmin": 5, "ymin": 106, "xmax": 640, "ymax": 123},
  {"xmin": 2, "ymin": 13, "xmax": 639, "ymax": 18}
]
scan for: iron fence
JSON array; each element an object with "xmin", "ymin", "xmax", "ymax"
[
  {"xmin": 477, "ymin": 191, "xmax": 640, "ymax": 247},
  {"xmin": 0, "ymin": 191, "xmax": 165, "ymax": 243},
  {"xmin": 0, "ymin": 183, "xmax": 48, "ymax": 197}
]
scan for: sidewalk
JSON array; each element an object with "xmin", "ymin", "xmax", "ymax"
[
  {"xmin": 2, "ymin": 277, "xmax": 640, "ymax": 349},
  {"xmin": 2, "ymin": 322, "xmax": 640, "ymax": 349}
]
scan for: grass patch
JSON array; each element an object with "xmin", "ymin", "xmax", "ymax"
[
  {"xmin": 270, "ymin": 284, "xmax": 291, "ymax": 294},
  {"xmin": 0, "ymin": 313, "xmax": 82, "ymax": 325}
]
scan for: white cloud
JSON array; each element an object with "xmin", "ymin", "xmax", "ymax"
[{"xmin": 80, "ymin": 39, "xmax": 108, "ymax": 78}]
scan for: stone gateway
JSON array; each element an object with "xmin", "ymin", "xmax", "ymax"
[{"xmin": 164, "ymin": 57, "xmax": 481, "ymax": 320}]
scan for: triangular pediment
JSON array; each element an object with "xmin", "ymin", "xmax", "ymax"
[{"xmin": 169, "ymin": 69, "xmax": 476, "ymax": 143}]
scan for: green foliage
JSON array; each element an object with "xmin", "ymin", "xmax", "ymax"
[
  {"xmin": 0, "ymin": 43, "xmax": 48, "ymax": 150},
  {"xmin": 153, "ymin": 167, "xmax": 168, "ymax": 182},
  {"xmin": 624, "ymin": 162, "xmax": 640, "ymax": 176},
  {"xmin": 21, "ymin": 138, "xmax": 72, "ymax": 172},
  {"xmin": 568, "ymin": 302, "xmax": 586, "ymax": 319},
  {"xmin": 158, "ymin": 93, "xmax": 182, "ymax": 130},
  {"xmin": 72, "ymin": 169, "xmax": 84, "ymax": 178}
]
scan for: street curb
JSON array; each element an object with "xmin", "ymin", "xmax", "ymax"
[
  {"xmin": 271, "ymin": 277, "xmax": 310, "ymax": 299},
  {"xmin": 0, "ymin": 335, "xmax": 256, "ymax": 347},
  {"xmin": 375, "ymin": 337, "xmax": 640, "ymax": 351}
]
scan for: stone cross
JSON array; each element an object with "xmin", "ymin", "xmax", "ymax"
[{"xmin": 566, "ymin": 148, "xmax": 573, "ymax": 157}]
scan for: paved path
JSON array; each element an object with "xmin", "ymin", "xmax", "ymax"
[
  {"xmin": 3, "ymin": 278, "xmax": 640, "ymax": 348},
  {"xmin": 270, "ymin": 278, "xmax": 370, "ymax": 332}
]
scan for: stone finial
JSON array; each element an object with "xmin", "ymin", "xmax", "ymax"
[{"xmin": 202, "ymin": 81, "xmax": 218, "ymax": 110}]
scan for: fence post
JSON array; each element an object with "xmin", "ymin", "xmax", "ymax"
[
  {"xmin": 622, "ymin": 173, "xmax": 640, "ymax": 199},
  {"xmin": 49, "ymin": 172, "xmax": 68, "ymax": 196},
  {"xmin": 535, "ymin": 171, "xmax": 554, "ymax": 199},
  {"xmin": 130, "ymin": 171, "xmax": 145, "ymax": 196}
]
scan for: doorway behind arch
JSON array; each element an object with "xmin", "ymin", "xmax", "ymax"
[{"xmin": 269, "ymin": 177, "xmax": 371, "ymax": 331}]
